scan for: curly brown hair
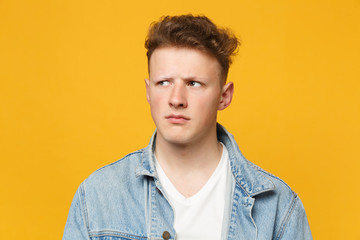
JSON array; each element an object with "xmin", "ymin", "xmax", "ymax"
[{"xmin": 145, "ymin": 14, "xmax": 240, "ymax": 82}]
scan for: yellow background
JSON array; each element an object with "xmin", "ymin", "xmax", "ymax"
[{"xmin": 1, "ymin": 0, "xmax": 359, "ymax": 239}]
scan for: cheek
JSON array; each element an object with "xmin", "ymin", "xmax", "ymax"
[
  {"xmin": 195, "ymin": 94, "xmax": 220, "ymax": 116},
  {"xmin": 149, "ymin": 91, "xmax": 166, "ymax": 113},
  {"xmin": 150, "ymin": 94, "xmax": 165, "ymax": 107}
]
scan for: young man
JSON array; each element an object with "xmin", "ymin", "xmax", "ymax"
[{"xmin": 63, "ymin": 15, "xmax": 312, "ymax": 240}]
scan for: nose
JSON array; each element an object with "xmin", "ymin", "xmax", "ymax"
[{"xmin": 169, "ymin": 82, "xmax": 187, "ymax": 108}]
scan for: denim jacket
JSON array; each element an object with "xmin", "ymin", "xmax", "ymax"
[{"xmin": 63, "ymin": 124, "xmax": 312, "ymax": 240}]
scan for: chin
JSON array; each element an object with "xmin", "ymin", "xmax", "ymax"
[
  {"xmin": 158, "ymin": 131, "xmax": 194, "ymax": 146},
  {"xmin": 165, "ymin": 135, "xmax": 190, "ymax": 145}
]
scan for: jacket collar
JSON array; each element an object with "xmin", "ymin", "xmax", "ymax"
[
  {"xmin": 216, "ymin": 124, "xmax": 275, "ymax": 196},
  {"xmin": 135, "ymin": 123, "xmax": 275, "ymax": 197}
]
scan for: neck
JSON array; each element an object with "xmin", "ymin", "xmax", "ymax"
[{"xmin": 154, "ymin": 128, "xmax": 222, "ymax": 175}]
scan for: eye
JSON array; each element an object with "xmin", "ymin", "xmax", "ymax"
[
  {"xmin": 188, "ymin": 81, "xmax": 202, "ymax": 87},
  {"xmin": 158, "ymin": 80, "xmax": 170, "ymax": 86}
]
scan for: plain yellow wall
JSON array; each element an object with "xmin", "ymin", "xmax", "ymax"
[{"xmin": 1, "ymin": 0, "xmax": 359, "ymax": 239}]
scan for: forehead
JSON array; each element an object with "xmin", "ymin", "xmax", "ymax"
[{"xmin": 149, "ymin": 47, "xmax": 222, "ymax": 80}]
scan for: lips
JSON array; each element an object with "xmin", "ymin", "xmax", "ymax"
[{"xmin": 165, "ymin": 114, "xmax": 190, "ymax": 124}]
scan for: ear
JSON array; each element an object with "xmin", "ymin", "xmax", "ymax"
[
  {"xmin": 218, "ymin": 81, "xmax": 234, "ymax": 110},
  {"xmin": 145, "ymin": 79, "xmax": 150, "ymax": 103}
]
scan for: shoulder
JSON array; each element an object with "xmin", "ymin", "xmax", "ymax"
[
  {"xmin": 235, "ymin": 156, "xmax": 301, "ymax": 212},
  {"xmin": 247, "ymin": 164, "xmax": 310, "ymax": 235},
  {"xmin": 67, "ymin": 149, "xmax": 151, "ymax": 237},
  {"xmin": 75, "ymin": 149, "xmax": 148, "ymax": 215},
  {"xmin": 82, "ymin": 149, "xmax": 145, "ymax": 191},
  {"xmin": 245, "ymin": 160, "xmax": 299, "ymax": 209},
  {"xmin": 258, "ymin": 166, "xmax": 296, "ymax": 199},
  {"xmin": 256, "ymin": 167, "xmax": 312, "ymax": 239}
]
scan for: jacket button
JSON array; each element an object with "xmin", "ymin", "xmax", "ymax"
[{"xmin": 162, "ymin": 231, "xmax": 171, "ymax": 240}]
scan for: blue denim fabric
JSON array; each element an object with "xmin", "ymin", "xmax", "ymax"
[{"xmin": 63, "ymin": 124, "xmax": 312, "ymax": 240}]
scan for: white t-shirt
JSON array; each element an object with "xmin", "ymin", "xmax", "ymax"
[{"xmin": 155, "ymin": 143, "xmax": 232, "ymax": 240}]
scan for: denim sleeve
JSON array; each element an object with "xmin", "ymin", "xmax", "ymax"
[
  {"xmin": 63, "ymin": 184, "xmax": 90, "ymax": 240},
  {"xmin": 276, "ymin": 195, "xmax": 313, "ymax": 240}
]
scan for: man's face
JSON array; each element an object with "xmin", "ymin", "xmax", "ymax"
[{"xmin": 145, "ymin": 47, "xmax": 233, "ymax": 146}]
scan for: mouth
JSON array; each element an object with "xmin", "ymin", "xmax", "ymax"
[{"xmin": 165, "ymin": 114, "xmax": 190, "ymax": 124}]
